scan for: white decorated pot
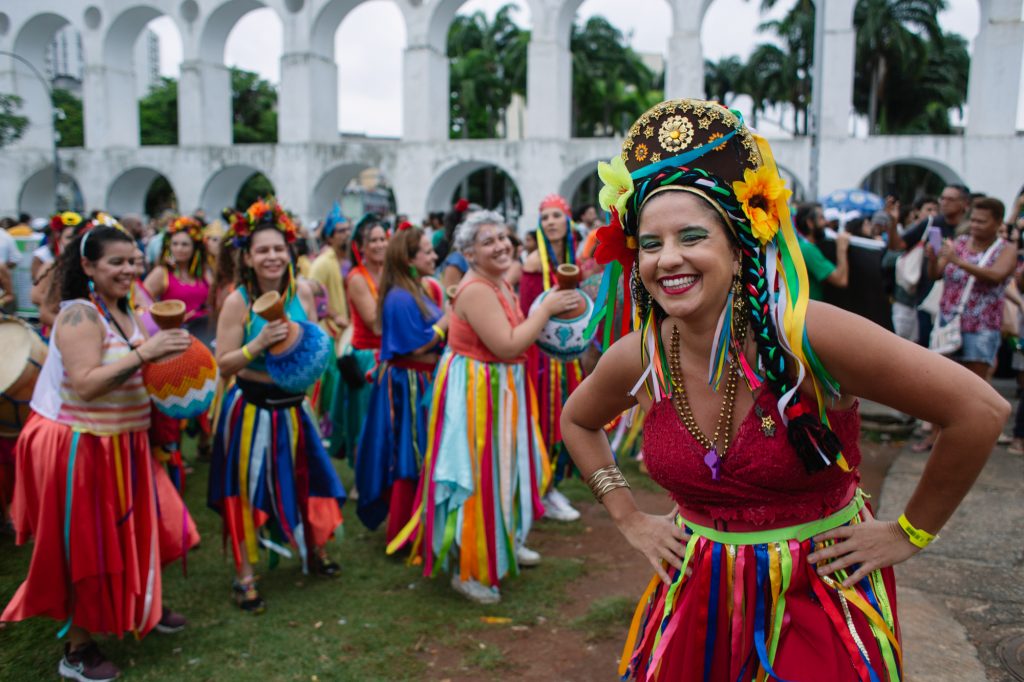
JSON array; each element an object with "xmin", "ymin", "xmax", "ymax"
[{"xmin": 529, "ymin": 289, "xmax": 596, "ymax": 362}]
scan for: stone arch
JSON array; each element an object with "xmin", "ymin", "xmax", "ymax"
[
  {"xmin": 311, "ymin": 162, "xmax": 398, "ymax": 222},
  {"xmin": 9, "ymin": 11, "xmax": 73, "ymax": 149},
  {"xmin": 99, "ymin": 5, "xmax": 186, "ymax": 146},
  {"xmin": 19, "ymin": 165, "xmax": 83, "ymax": 217},
  {"xmin": 558, "ymin": 158, "xmax": 602, "ymax": 205},
  {"xmin": 198, "ymin": 0, "xmax": 283, "ymax": 63},
  {"xmin": 775, "ymin": 163, "xmax": 807, "ymax": 202},
  {"xmin": 857, "ymin": 155, "xmax": 963, "ymax": 188},
  {"xmin": 199, "ymin": 164, "xmax": 276, "ymax": 217},
  {"xmin": 106, "ymin": 166, "xmax": 177, "ymax": 218},
  {"xmin": 426, "ymin": 159, "xmax": 523, "ymax": 218},
  {"xmin": 856, "ymin": 156, "xmax": 962, "ymax": 203}
]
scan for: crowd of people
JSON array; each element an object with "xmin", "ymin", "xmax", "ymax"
[{"xmin": 0, "ymin": 97, "xmax": 1018, "ymax": 682}]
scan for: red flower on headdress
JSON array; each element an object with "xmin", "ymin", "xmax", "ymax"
[
  {"xmin": 397, "ymin": 220, "xmax": 413, "ymax": 232},
  {"xmin": 593, "ymin": 208, "xmax": 636, "ymax": 272},
  {"xmin": 454, "ymin": 198, "xmax": 470, "ymax": 213},
  {"xmin": 168, "ymin": 216, "xmax": 204, "ymax": 242}
]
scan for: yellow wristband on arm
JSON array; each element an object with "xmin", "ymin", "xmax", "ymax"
[
  {"xmin": 897, "ymin": 513, "xmax": 937, "ymax": 549},
  {"xmin": 431, "ymin": 324, "xmax": 446, "ymax": 341},
  {"xmin": 241, "ymin": 344, "xmax": 255, "ymax": 362}
]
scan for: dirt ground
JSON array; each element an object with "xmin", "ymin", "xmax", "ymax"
[{"xmin": 417, "ymin": 439, "xmax": 902, "ymax": 681}]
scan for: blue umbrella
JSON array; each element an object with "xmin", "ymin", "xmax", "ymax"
[{"xmin": 819, "ymin": 189, "xmax": 884, "ymax": 218}]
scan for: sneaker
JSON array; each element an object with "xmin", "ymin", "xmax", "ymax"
[
  {"xmin": 154, "ymin": 607, "xmax": 187, "ymax": 634},
  {"xmin": 450, "ymin": 574, "xmax": 501, "ymax": 604},
  {"xmin": 997, "ymin": 432, "xmax": 1013, "ymax": 445},
  {"xmin": 515, "ymin": 545, "xmax": 541, "ymax": 567},
  {"xmin": 58, "ymin": 642, "xmax": 121, "ymax": 682},
  {"xmin": 542, "ymin": 490, "xmax": 580, "ymax": 522}
]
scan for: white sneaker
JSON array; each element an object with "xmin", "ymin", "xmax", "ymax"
[
  {"xmin": 515, "ymin": 545, "xmax": 541, "ymax": 567},
  {"xmin": 542, "ymin": 490, "xmax": 580, "ymax": 522},
  {"xmin": 450, "ymin": 574, "xmax": 501, "ymax": 604}
]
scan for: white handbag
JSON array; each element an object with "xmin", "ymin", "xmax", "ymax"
[{"xmin": 929, "ymin": 239, "xmax": 1002, "ymax": 355}]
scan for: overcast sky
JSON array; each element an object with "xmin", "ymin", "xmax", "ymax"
[{"xmin": 148, "ymin": 0, "xmax": 1014, "ymax": 136}]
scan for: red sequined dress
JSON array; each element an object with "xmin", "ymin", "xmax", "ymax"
[{"xmin": 622, "ymin": 389, "xmax": 902, "ymax": 681}]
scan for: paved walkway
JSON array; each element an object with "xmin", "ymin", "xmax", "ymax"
[{"xmin": 876, "ymin": 379, "xmax": 1024, "ymax": 682}]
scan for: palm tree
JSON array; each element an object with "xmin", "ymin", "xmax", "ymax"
[
  {"xmin": 853, "ymin": 0, "xmax": 945, "ymax": 133},
  {"xmin": 704, "ymin": 56, "xmax": 747, "ymax": 107}
]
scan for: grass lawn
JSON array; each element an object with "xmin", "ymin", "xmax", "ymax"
[{"xmin": 0, "ymin": 443, "xmax": 636, "ymax": 681}]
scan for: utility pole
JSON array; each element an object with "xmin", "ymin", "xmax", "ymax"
[
  {"xmin": 808, "ymin": 1, "xmax": 826, "ymax": 201},
  {"xmin": 0, "ymin": 49, "xmax": 63, "ymax": 212}
]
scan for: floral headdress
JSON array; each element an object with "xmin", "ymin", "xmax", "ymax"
[
  {"xmin": 49, "ymin": 211, "xmax": 88, "ymax": 258},
  {"xmin": 536, "ymin": 194, "xmax": 576, "ymax": 290},
  {"xmin": 161, "ymin": 215, "xmax": 207, "ymax": 278},
  {"xmin": 224, "ymin": 197, "xmax": 298, "ymax": 249},
  {"xmin": 589, "ymin": 98, "xmax": 845, "ymax": 474},
  {"xmin": 168, "ymin": 216, "xmax": 204, "ymax": 243}
]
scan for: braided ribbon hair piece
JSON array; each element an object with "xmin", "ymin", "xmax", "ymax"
[{"xmin": 588, "ymin": 99, "xmax": 846, "ymax": 473}]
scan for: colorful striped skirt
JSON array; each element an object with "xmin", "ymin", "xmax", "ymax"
[
  {"xmin": 387, "ymin": 352, "xmax": 549, "ymax": 587},
  {"xmin": 2, "ymin": 413, "xmax": 198, "ymax": 637},
  {"xmin": 333, "ymin": 347, "xmax": 377, "ymax": 462},
  {"xmin": 207, "ymin": 381, "xmax": 346, "ymax": 573},
  {"xmin": 354, "ymin": 359, "xmax": 434, "ymax": 541},
  {"xmin": 623, "ymin": 492, "xmax": 902, "ymax": 681},
  {"xmin": 526, "ymin": 348, "xmax": 583, "ymax": 482}
]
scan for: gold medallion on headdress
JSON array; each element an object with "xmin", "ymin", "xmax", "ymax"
[{"xmin": 622, "ymin": 99, "xmax": 762, "ymax": 186}]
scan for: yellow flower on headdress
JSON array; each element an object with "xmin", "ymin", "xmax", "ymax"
[
  {"xmin": 598, "ymin": 154, "xmax": 634, "ymax": 218},
  {"xmin": 732, "ymin": 166, "xmax": 792, "ymax": 245}
]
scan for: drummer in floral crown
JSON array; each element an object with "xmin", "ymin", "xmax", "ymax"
[
  {"xmin": 561, "ymin": 99, "xmax": 1007, "ymax": 680},
  {"xmin": 208, "ymin": 198, "xmax": 346, "ymax": 614}
]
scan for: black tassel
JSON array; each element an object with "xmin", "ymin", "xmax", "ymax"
[{"xmin": 785, "ymin": 400, "xmax": 843, "ymax": 474}]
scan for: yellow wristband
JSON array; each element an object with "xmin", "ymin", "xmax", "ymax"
[
  {"xmin": 241, "ymin": 344, "xmax": 255, "ymax": 362},
  {"xmin": 431, "ymin": 324, "xmax": 446, "ymax": 341},
  {"xmin": 897, "ymin": 513, "xmax": 937, "ymax": 549}
]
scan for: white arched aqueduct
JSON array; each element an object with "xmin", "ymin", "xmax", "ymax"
[{"xmin": 0, "ymin": 0, "xmax": 1022, "ymax": 229}]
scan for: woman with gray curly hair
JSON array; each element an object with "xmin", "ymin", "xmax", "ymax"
[{"xmin": 387, "ymin": 210, "xmax": 580, "ymax": 604}]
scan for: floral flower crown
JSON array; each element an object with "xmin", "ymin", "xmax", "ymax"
[
  {"xmin": 224, "ymin": 197, "xmax": 298, "ymax": 248},
  {"xmin": 168, "ymin": 216, "xmax": 204, "ymax": 243}
]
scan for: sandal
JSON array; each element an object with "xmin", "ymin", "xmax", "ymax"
[
  {"xmin": 232, "ymin": 575, "xmax": 266, "ymax": 614},
  {"xmin": 310, "ymin": 548, "xmax": 341, "ymax": 578}
]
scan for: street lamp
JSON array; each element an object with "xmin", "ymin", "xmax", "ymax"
[{"xmin": 0, "ymin": 49, "xmax": 64, "ymax": 212}]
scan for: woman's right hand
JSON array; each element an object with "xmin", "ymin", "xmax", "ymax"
[
  {"xmin": 251, "ymin": 319, "xmax": 290, "ymax": 354},
  {"xmin": 540, "ymin": 288, "xmax": 582, "ymax": 318},
  {"xmin": 617, "ymin": 509, "xmax": 691, "ymax": 585},
  {"xmin": 138, "ymin": 329, "xmax": 191, "ymax": 362}
]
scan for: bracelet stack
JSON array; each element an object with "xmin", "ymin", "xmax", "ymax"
[
  {"xmin": 897, "ymin": 513, "xmax": 937, "ymax": 549},
  {"xmin": 585, "ymin": 464, "xmax": 630, "ymax": 503}
]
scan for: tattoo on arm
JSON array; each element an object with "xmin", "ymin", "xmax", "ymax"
[{"xmin": 62, "ymin": 305, "xmax": 100, "ymax": 327}]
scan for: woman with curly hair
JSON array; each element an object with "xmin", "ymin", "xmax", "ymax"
[
  {"xmin": 2, "ymin": 225, "xmax": 198, "ymax": 681},
  {"xmin": 562, "ymin": 99, "xmax": 1007, "ymax": 680},
  {"xmin": 208, "ymin": 199, "xmax": 346, "ymax": 614}
]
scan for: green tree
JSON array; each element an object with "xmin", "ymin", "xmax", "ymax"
[
  {"xmin": 571, "ymin": 16, "xmax": 662, "ymax": 137},
  {"xmin": 0, "ymin": 94, "xmax": 28, "ymax": 147},
  {"xmin": 231, "ymin": 68, "xmax": 278, "ymax": 143},
  {"xmin": 53, "ymin": 88, "xmax": 83, "ymax": 147},
  {"xmin": 139, "ymin": 77, "xmax": 178, "ymax": 145},
  {"xmin": 448, "ymin": 5, "xmax": 527, "ymax": 139},
  {"xmin": 853, "ymin": 0, "xmax": 946, "ymax": 133},
  {"xmin": 236, "ymin": 173, "xmax": 275, "ymax": 210},
  {"xmin": 704, "ymin": 56, "xmax": 747, "ymax": 107},
  {"xmin": 755, "ymin": 0, "xmax": 814, "ymax": 134}
]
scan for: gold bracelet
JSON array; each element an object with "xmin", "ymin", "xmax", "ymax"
[
  {"xmin": 134, "ymin": 348, "xmax": 146, "ymax": 366},
  {"xmin": 431, "ymin": 324, "xmax": 446, "ymax": 341},
  {"xmin": 241, "ymin": 344, "xmax": 255, "ymax": 362},
  {"xmin": 585, "ymin": 464, "xmax": 630, "ymax": 503},
  {"xmin": 897, "ymin": 513, "xmax": 937, "ymax": 549}
]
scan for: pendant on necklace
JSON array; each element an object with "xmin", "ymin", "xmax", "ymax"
[
  {"xmin": 703, "ymin": 447, "xmax": 721, "ymax": 480},
  {"xmin": 755, "ymin": 405, "xmax": 776, "ymax": 437}
]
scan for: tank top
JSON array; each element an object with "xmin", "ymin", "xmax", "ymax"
[
  {"xmin": 347, "ymin": 268, "xmax": 382, "ymax": 350},
  {"xmin": 449, "ymin": 277, "xmax": 526, "ymax": 364},
  {"xmin": 238, "ymin": 286, "xmax": 308, "ymax": 373},
  {"xmin": 642, "ymin": 388, "xmax": 861, "ymax": 529},
  {"xmin": 165, "ymin": 270, "xmax": 209, "ymax": 319},
  {"xmin": 31, "ymin": 299, "xmax": 150, "ymax": 435}
]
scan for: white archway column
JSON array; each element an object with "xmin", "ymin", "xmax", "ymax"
[
  {"xmin": 82, "ymin": 63, "xmax": 138, "ymax": 148},
  {"xmin": 178, "ymin": 59, "xmax": 233, "ymax": 146},
  {"xmin": 279, "ymin": 50, "xmax": 338, "ymax": 144},
  {"xmin": 526, "ymin": 1, "xmax": 571, "ymax": 140},
  {"xmin": 817, "ymin": 0, "xmax": 856, "ymax": 138},
  {"xmin": 0, "ymin": 61, "xmax": 54, "ymax": 150},
  {"xmin": 403, "ymin": 44, "xmax": 449, "ymax": 141},
  {"xmin": 966, "ymin": 0, "xmax": 1024, "ymax": 136},
  {"xmin": 664, "ymin": 0, "xmax": 712, "ymax": 99}
]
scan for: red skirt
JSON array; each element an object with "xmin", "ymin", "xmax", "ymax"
[{"xmin": 1, "ymin": 412, "xmax": 199, "ymax": 637}]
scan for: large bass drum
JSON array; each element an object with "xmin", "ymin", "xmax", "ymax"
[{"xmin": 0, "ymin": 317, "xmax": 47, "ymax": 437}]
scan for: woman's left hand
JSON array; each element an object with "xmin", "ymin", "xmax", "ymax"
[
  {"xmin": 939, "ymin": 239, "xmax": 957, "ymax": 264},
  {"xmin": 807, "ymin": 506, "xmax": 921, "ymax": 588}
]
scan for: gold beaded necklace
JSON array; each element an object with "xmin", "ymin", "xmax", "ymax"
[{"xmin": 668, "ymin": 324, "xmax": 739, "ymax": 481}]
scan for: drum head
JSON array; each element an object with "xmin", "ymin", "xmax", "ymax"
[{"xmin": 0, "ymin": 319, "xmax": 33, "ymax": 395}]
